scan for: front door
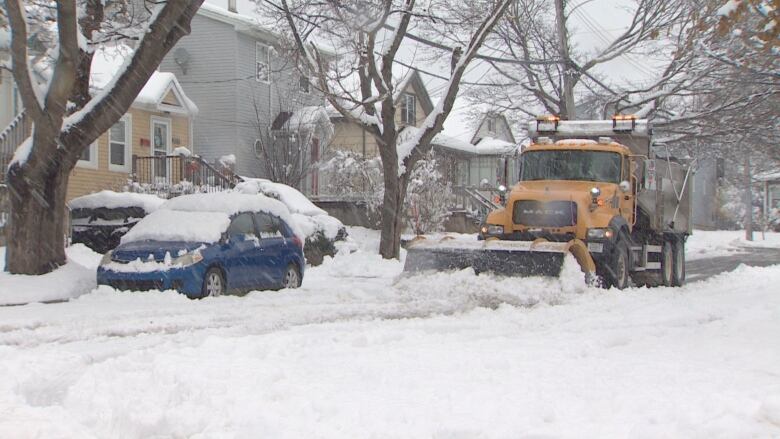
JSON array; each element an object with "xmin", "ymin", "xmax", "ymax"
[{"xmin": 151, "ymin": 118, "xmax": 171, "ymax": 182}]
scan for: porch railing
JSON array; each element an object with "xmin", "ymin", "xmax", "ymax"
[
  {"xmin": 131, "ymin": 154, "xmax": 242, "ymax": 198},
  {"xmin": 0, "ymin": 111, "xmax": 30, "ymax": 183}
]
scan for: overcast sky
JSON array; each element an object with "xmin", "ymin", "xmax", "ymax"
[{"xmin": 203, "ymin": 0, "xmax": 666, "ymax": 106}]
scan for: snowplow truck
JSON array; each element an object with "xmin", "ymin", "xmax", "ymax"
[{"xmin": 404, "ymin": 115, "xmax": 692, "ymax": 288}]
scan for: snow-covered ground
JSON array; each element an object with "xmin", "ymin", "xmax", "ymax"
[
  {"xmin": 686, "ymin": 229, "xmax": 780, "ymax": 260},
  {"xmin": 0, "ymin": 228, "xmax": 779, "ymax": 437}
]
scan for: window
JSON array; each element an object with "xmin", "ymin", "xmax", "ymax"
[
  {"xmin": 77, "ymin": 141, "xmax": 98, "ymax": 169},
  {"xmin": 228, "ymin": 213, "xmax": 257, "ymax": 238},
  {"xmin": 256, "ymin": 43, "xmax": 270, "ymax": 83},
  {"xmin": 109, "ymin": 115, "xmax": 131, "ymax": 172},
  {"xmin": 299, "ymin": 74, "xmax": 310, "ymax": 93},
  {"xmin": 401, "ymin": 93, "xmax": 416, "ymax": 125},
  {"xmin": 254, "ymin": 139, "xmax": 263, "ymax": 157},
  {"xmin": 487, "ymin": 117, "xmax": 496, "ymax": 133},
  {"xmin": 254, "ymin": 212, "xmax": 283, "ymax": 238}
]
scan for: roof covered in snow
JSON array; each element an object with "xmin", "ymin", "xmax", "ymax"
[
  {"xmin": 89, "ymin": 45, "xmax": 198, "ymax": 116},
  {"xmin": 68, "ymin": 191, "xmax": 166, "ymax": 213}
]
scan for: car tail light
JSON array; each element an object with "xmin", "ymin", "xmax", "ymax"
[{"xmin": 292, "ymin": 235, "xmax": 303, "ymax": 249}]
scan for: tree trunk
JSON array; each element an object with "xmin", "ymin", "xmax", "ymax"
[
  {"xmin": 379, "ymin": 170, "xmax": 409, "ymax": 260},
  {"xmin": 5, "ymin": 158, "xmax": 71, "ymax": 274},
  {"xmin": 744, "ymin": 154, "xmax": 753, "ymax": 241}
]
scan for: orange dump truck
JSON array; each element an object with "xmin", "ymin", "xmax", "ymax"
[{"xmin": 404, "ymin": 116, "xmax": 693, "ymax": 288}]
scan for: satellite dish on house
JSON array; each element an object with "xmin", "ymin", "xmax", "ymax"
[{"xmin": 174, "ymin": 48, "xmax": 190, "ymax": 75}]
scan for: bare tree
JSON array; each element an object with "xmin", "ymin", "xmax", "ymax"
[
  {"xmin": 264, "ymin": 0, "xmax": 512, "ymax": 259},
  {"xmin": 252, "ymin": 95, "xmax": 333, "ymax": 189},
  {"xmin": 3, "ymin": 0, "xmax": 203, "ymax": 274}
]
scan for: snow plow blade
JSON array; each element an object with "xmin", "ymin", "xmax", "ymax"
[{"xmin": 403, "ymin": 238, "xmax": 595, "ymax": 278}]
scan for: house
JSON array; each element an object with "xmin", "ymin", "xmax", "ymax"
[
  {"xmin": 65, "ymin": 47, "xmax": 199, "ymax": 201},
  {"xmin": 439, "ymin": 99, "xmax": 519, "ymax": 189},
  {"xmin": 158, "ymin": 1, "xmax": 329, "ymax": 190}
]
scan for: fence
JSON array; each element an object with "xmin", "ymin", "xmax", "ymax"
[
  {"xmin": 0, "ymin": 111, "xmax": 29, "ymax": 183},
  {"xmin": 131, "ymin": 154, "xmax": 241, "ymax": 198}
]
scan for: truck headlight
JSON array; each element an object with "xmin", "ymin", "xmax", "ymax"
[
  {"xmin": 481, "ymin": 224, "xmax": 504, "ymax": 236},
  {"xmin": 587, "ymin": 228, "xmax": 614, "ymax": 240},
  {"xmin": 173, "ymin": 250, "xmax": 204, "ymax": 266},
  {"xmin": 100, "ymin": 251, "xmax": 113, "ymax": 266}
]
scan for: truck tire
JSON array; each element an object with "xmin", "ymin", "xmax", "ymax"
[
  {"xmin": 661, "ymin": 241, "xmax": 674, "ymax": 287},
  {"xmin": 672, "ymin": 240, "xmax": 685, "ymax": 287},
  {"xmin": 609, "ymin": 243, "xmax": 630, "ymax": 290}
]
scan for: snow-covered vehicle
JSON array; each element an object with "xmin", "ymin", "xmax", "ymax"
[
  {"xmin": 68, "ymin": 191, "xmax": 166, "ymax": 254},
  {"xmin": 235, "ymin": 178, "xmax": 348, "ymax": 265},
  {"xmin": 97, "ymin": 193, "xmax": 305, "ymax": 298}
]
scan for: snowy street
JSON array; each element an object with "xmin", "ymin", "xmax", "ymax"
[{"xmin": 1, "ymin": 229, "xmax": 780, "ymax": 438}]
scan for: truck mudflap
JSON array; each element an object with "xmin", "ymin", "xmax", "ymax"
[{"xmin": 403, "ymin": 237, "xmax": 596, "ymax": 278}]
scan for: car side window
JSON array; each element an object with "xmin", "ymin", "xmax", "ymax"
[
  {"xmin": 227, "ymin": 213, "xmax": 257, "ymax": 239},
  {"xmin": 254, "ymin": 212, "xmax": 283, "ymax": 239}
]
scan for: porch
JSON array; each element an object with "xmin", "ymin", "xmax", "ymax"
[{"xmin": 130, "ymin": 154, "xmax": 242, "ymax": 198}]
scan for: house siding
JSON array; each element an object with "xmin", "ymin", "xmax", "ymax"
[
  {"xmin": 67, "ymin": 108, "xmax": 191, "ymax": 201},
  {"xmin": 159, "ymin": 14, "xmax": 238, "ymax": 166}
]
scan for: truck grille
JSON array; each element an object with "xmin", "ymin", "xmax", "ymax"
[{"xmin": 513, "ymin": 200, "xmax": 577, "ymax": 227}]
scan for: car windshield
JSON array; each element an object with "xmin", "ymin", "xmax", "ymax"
[{"xmin": 519, "ymin": 150, "xmax": 622, "ymax": 183}]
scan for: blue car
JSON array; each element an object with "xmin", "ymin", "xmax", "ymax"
[{"xmin": 97, "ymin": 193, "xmax": 305, "ymax": 298}]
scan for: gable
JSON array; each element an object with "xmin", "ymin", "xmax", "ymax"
[{"xmin": 161, "ymin": 89, "xmax": 181, "ymax": 107}]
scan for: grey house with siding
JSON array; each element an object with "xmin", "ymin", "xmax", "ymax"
[{"xmin": 159, "ymin": 1, "xmax": 324, "ymax": 180}]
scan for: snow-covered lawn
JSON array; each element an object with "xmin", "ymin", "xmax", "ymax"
[
  {"xmin": 0, "ymin": 228, "xmax": 779, "ymax": 437},
  {"xmin": 686, "ymin": 229, "xmax": 780, "ymax": 260}
]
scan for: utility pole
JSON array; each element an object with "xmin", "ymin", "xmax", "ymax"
[
  {"xmin": 554, "ymin": 0, "xmax": 576, "ymax": 120},
  {"xmin": 744, "ymin": 152, "xmax": 753, "ymax": 241}
]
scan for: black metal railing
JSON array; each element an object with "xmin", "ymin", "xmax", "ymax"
[
  {"xmin": 0, "ymin": 111, "xmax": 29, "ymax": 183},
  {"xmin": 131, "ymin": 154, "xmax": 242, "ymax": 198}
]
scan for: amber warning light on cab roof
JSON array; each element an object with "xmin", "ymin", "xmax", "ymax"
[
  {"xmin": 536, "ymin": 114, "xmax": 560, "ymax": 133},
  {"xmin": 612, "ymin": 114, "xmax": 637, "ymax": 132}
]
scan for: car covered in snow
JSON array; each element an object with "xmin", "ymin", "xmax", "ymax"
[
  {"xmin": 97, "ymin": 193, "xmax": 305, "ymax": 298},
  {"xmin": 68, "ymin": 191, "xmax": 166, "ymax": 254},
  {"xmin": 235, "ymin": 178, "xmax": 349, "ymax": 265}
]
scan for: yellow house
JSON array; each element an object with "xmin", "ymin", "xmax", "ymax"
[
  {"xmin": 329, "ymin": 70, "xmax": 432, "ymax": 159},
  {"xmin": 67, "ymin": 56, "xmax": 198, "ymax": 201}
]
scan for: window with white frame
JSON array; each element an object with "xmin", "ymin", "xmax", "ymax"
[
  {"xmin": 108, "ymin": 116, "xmax": 131, "ymax": 172},
  {"xmin": 77, "ymin": 141, "xmax": 98, "ymax": 169},
  {"xmin": 401, "ymin": 93, "xmax": 416, "ymax": 126},
  {"xmin": 256, "ymin": 43, "xmax": 271, "ymax": 83}
]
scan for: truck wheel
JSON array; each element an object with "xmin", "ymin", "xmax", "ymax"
[
  {"xmin": 661, "ymin": 241, "xmax": 674, "ymax": 287},
  {"xmin": 672, "ymin": 240, "xmax": 685, "ymax": 287},
  {"xmin": 610, "ymin": 243, "xmax": 630, "ymax": 290}
]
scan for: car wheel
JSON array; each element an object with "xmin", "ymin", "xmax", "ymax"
[
  {"xmin": 672, "ymin": 239, "xmax": 685, "ymax": 287},
  {"xmin": 282, "ymin": 264, "xmax": 301, "ymax": 289},
  {"xmin": 661, "ymin": 241, "xmax": 673, "ymax": 287},
  {"xmin": 203, "ymin": 267, "xmax": 226, "ymax": 297}
]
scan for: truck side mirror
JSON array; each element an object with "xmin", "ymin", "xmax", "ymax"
[{"xmin": 619, "ymin": 180, "xmax": 631, "ymax": 192}]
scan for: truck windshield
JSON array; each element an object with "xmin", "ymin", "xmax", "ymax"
[{"xmin": 519, "ymin": 150, "xmax": 622, "ymax": 183}]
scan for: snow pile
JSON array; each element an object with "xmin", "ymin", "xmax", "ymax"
[
  {"xmin": 686, "ymin": 230, "xmax": 780, "ymax": 259},
  {"xmin": 0, "ymin": 244, "xmax": 102, "ymax": 306},
  {"xmin": 218, "ymin": 154, "xmax": 236, "ymax": 167},
  {"xmin": 173, "ymin": 146, "xmax": 192, "ymax": 157},
  {"xmin": 292, "ymin": 213, "xmax": 344, "ymax": 240},
  {"xmin": 68, "ymin": 190, "xmax": 166, "ymax": 213},
  {"xmin": 121, "ymin": 210, "xmax": 231, "ymax": 244},
  {"xmin": 236, "ymin": 178, "xmax": 326, "ymax": 216}
]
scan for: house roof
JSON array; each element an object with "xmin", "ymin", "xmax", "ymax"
[
  {"xmin": 90, "ymin": 45, "xmax": 198, "ymax": 116},
  {"xmin": 198, "ymin": 2, "xmax": 279, "ymax": 42}
]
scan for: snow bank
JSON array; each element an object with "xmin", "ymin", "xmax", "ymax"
[
  {"xmin": 292, "ymin": 213, "xmax": 344, "ymax": 240},
  {"xmin": 686, "ymin": 230, "xmax": 780, "ymax": 259},
  {"xmin": 121, "ymin": 210, "xmax": 231, "ymax": 244},
  {"xmin": 0, "ymin": 244, "xmax": 102, "ymax": 306},
  {"xmin": 67, "ymin": 190, "xmax": 166, "ymax": 213}
]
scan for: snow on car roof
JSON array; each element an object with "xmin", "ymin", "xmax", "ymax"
[
  {"xmin": 121, "ymin": 210, "xmax": 231, "ymax": 244},
  {"xmin": 68, "ymin": 191, "xmax": 166, "ymax": 213},
  {"xmin": 235, "ymin": 178, "xmax": 327, "ymax": 216},
  {"xmin": 160, "ymin": 192, "xmax": 304, "ymax": 239}
]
